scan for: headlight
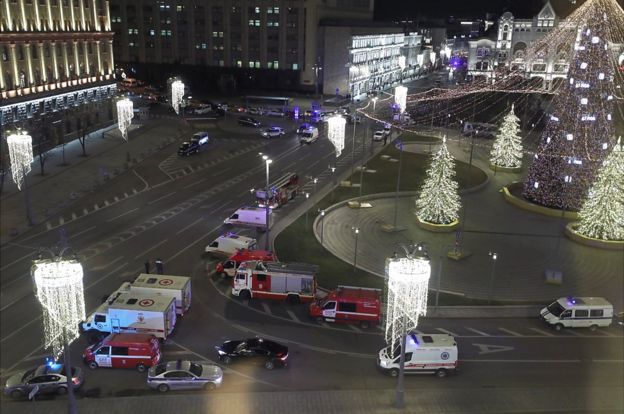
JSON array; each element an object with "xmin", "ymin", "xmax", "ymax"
[{"xmin": 217, "ymin": 350, "xmax": 226, "ymax": 355}]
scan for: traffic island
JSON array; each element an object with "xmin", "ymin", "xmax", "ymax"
[
  {"xmin": 489, "ymin": 163, "xmax": 522, "ymax": 174},
  {"xmin": 415, "ymin": 216, "xmax": 460, "ymax": 233},
  {"xmin": 564, "ymin": 222, "xmax": 624, "ymax": 251},
  {"xmin": 500, "ymin": 181, "xmax": 579, "ymax": 219}
]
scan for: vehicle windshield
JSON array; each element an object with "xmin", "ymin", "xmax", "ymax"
[
  {"xmin": 153, "ymin": 364, "xmax": 167, "ymax": 376},
  {"xmin": 179, "ymin": 143, "xmax": 189, "ymax": 149},
  {"xmin": 547, "ymin": 301, "xmax": 565, "ymax": 317},
  {"xmin": 22, "ymin": 368, "xmax": 36, "ymax": 382},
  {"xmin": 235, "ymin": 342, "xmax": 247, "ymax": 352},
  {"xmin": 189, "ymin": 362, "xmax": 202, "ymax": 377}
]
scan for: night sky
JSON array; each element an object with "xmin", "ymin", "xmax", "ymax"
[{"xmin": 373, "ymin": 0, "xmax": 609, "ymax": 21}]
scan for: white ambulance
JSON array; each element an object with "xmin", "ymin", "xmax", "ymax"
[
  {"xmin": 81, "ymin": 291, "xmax": 177, "ymax": 341},
  {"xmin": 128, "ymin": 274, "xmax": 192, "ymax": 316},
  {"xmin": 223, "ymin": 206, "xmax": 273, "ymax": 229},
  {"xmin": 377, "ymin": 334, "xmax": 458, "ymax": 378},
  {"xmin": 540, "ymin": 296, "xmax": 613, "ymax": 331},
  {"xmin": 205, "ymin": 233, "xmax": 257, "ymax": 256}
]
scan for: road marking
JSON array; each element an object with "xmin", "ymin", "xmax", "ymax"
[
  {"xmin": 0, "ymin": 315, "xmax": 42, "ymax": 343},
  {"xmin": 68, "ymin": 226, "xmax": 97, "ymax": 240},
  {"xmin": 168, "ymin": 233, "xmax": 213, "ymax": 262},
  {"xmin": 133, "ymin": 169, "xmax": 150, "ymax": 190},
  {"xmin": 0, "ymin": 345, "xmax": 44, "ymax": 378},
  {"xmin": 71, "ymin": 212, "xmax": 77, "ymax": 220},
  {"xmin": 0, "ymin": 251, "xmax": 36, "ymax": 271},
  {"xmin": 84, "ymin": 262, "xmax": 129, "ymax": 290},
  {"xmin": 209, "ymin": 200, "xmax": 235, "ymax": 215},
  {"xmin": 106, "ymin": 207, "xmax": 139, "ymax": 222},
  {"xmin": 595, "ymin": 330, "xmax": 618, "ymax": 337},
  {"xmin": 147, "ymin": 191, "xmax": 176, "ymax": 205},
  {"xmin": 261, "ymin": 302, "xmax": 272, "ymax": 315},
  {"xmin": 473, "ymin": 343, "xmax": 515, "ymax": 355},
  {"xmin": 133, "ymin": 239, "xmax": 169, "ymax": 260},
  {"xmin": 89, "ymin": 256, "xmax": 124, "ymax": 271},
  {"xmin": 83, "ymin": 208, "xmax": 89, "ymax": 215},
  {"xmin": 286, "ymin": 310, "xmax": 301, "ymax": 323},
  {"xmin": 564, "ymin": 329, "xmax": 584, "ymax": 336},
  {"xmin": 435, "ymin": 328, "xmax": 458, "ymax": 336},
  {"xmin": 183, "ymin": 178, "xmax": 207, "ymax": 189},
  {"xmin": 529, "ymin": 327, "xmax": 555, "ymax": 337},
  {"xmin": 498, "ymin": 327, "xmax": 523, "ymax": 337},
  {"xmin": 347, "ymin": 324, "xmax": 362, "ymax": 333},
  {"xmin": 175, "ymin": 218, "xmax": 204, "ymax": 235},
  {"xmin": 114, "ymin": 196, "xmax": 119, "ymax": 202},
  {"xmin": 466, "ymin": 327, "xmax": 490, "ymax": 336}
]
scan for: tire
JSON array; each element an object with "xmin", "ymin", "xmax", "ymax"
[
  {"xmin": 56, "ymin": 386, "xmax": 68, "ymax": 395},
  {"xmin": 204, "ymin": 382, "xmax": 216, "ymax": 391},
  {"xmin": 136, "ymin": 364, "xmax": 147, "ymax": 372},
  {"xmin": 239, "ymin": 290, "xmax": 251, "ymax": 301},
  {"xmin": 88, "ymin": 361, "xmax": 99, "ymax": 370},
  {"xmin": 589, "ymin": 324, "xmax": 598, "ymax": 332},
  {"xmin": 287, "ymin": 294, "xmax": 300, "ymax": 304},
  {"xmin": 264, "ymin": 360, "xmax": 275, "ymax": 370},
  {"xmin": 389, "ymin": 368, "xmax": 399, "ymax": 378},
  {"xmin": 554, "ymin": 324, "xmax": 564, "ymax": 331},
  {"xmin": 435, "ymin": 369, "xmax": 448, "ymax": 378},
  {"xmin": 222, "ymin": 356, "xmax": 232, "ymax": 365},
  {"xmin": 157, "ymin": 384, "xmax": 169, "ymax": 393},
  {"xmin": 359, "ymin": 320, "xmax": 370, "ymax": 329},
  {"xmin": 315, "ymin": 316, "xmax": 324, "ymax": 324},
  {"xmin": 10, "ymin": 390, "xmax": 24, "ymax": 399}
]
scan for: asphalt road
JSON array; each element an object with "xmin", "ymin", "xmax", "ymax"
[{"xmin": 1, "ymin": 91, "xmax": 623, "ymax": 412}]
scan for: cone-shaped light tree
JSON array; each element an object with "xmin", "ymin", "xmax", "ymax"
[
  {"xmin": 523, "ymin": 8, "xmax": 615, "ymax": 210},
  {"xmin": 415, "ymin": 137, "xmax": 461, "ymax": 225},
  {"xmin": 575, "ymin": 137, "xmax": 624, "ymax": 241},
  {"xmin": 490, "ymin": 104, "xmax": 523, "ymax": 169}
]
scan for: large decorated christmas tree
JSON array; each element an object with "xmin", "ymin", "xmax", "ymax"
[
  {"xmin": 523, "ymin": 9, "xmax": 616, "ymax": 210},
  {"xmin": 415, "ymin": 137, "xmax": 461, "ymax": 225},
  {"xmin": 490, "ymin": 104, "xmax": 523, "ymax": 169},
  {"xmin": 575, "ymin": 138, "xmax": 624, "ymax": 240}
]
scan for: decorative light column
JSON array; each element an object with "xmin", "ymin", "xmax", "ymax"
[
  {"xmin": 171, "ymin": 80, "xmax": 184, "ymax": 115},
  {"xmin": 327, "ymin": 115, "xmax": 346, "ymax": 157},
  {"xmin": 116, "ymin": 98, "xmax": 134, "ymax": 141},
  {"xmin": 395, "ymin": 85, "xmax": 407, "ymax": 117},
  {"xmin": 32, "ymin": 250, "xmax": 85, "ymax": 414},
  {"xmin": 385, "ymin": 245, "xmax": 431, "ymax": 409},
  {"xmin": 7, "ymin": 131, "xmax": 34, "ymax": 225}
]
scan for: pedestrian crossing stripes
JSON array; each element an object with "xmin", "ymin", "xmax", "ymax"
[
  {"xmin": 529, "ymin": 327, "xmax": 555, "ymax": 337},
  {"xmin": 498, "ymin": 327, "xmax": 523, "ymax": 337},
  {"xmin": 466, "ymin": 327, "xmax": 490, "ymax": 336}
]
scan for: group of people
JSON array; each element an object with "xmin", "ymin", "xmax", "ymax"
[{"xmin": 144, "ymin": 258, "xmax": 164, "ymax": 274}]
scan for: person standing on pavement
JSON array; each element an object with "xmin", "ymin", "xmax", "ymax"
[
  {"xmin": 383, "ymin": 134, "xmax": 388, "ymax": 146},
  {"xmin": 155, "ymin": 258, "xmax": 164, "ymax": 275},
  {"xmin": 144, "ymin": 260, "xmax": 151, "ymax": 274}
]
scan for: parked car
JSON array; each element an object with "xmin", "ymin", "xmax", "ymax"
[
  {"xmin": 248, "ymin": 107, "xmax": 264, "ymax": 115},
  {"xmin": 348, "ymin": 115, "xmax": 362, "ymax": 124},
  {"xmin": 147, "ymin": 360, "xmax": 223, "ymax": 392},
  {"xmin": 373, "ymin": 131, "xmax": 385, "ymax": 141},
  {"xmin": 193, "ymin": 105, "xmax": 212, "ymax": 115},
  {"xmin": 238, "ymin": 116, "xmax": 261, "ymax": 127},
  {"xmin": 178, "ymin": 133, "xmax": 209, "ymax": 156},
  {"xmin": 383, "ymin": 124, "xmax": 391, "ymax": 136},
  {"xmin": 4, "ymin": 364, "xmax": 84, "ymax": 399},
  {"xmin": 266, "ymin": 108, "xmax": 285, "ymax": 117},
  {"xmin": 215, "ymin": 337, "xmax": 288, "ymax": 370},
  {"xmin": 192, "ymin": 131, "xmax": 209, "ymax": 145},
  {"xmin": 261, "ymin": 127, "xmax": 285, "ymax": 138}
]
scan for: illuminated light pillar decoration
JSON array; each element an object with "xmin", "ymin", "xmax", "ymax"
[
  {"xmin": 171, "ymin": 80, "xmax": 184, "ymax": 115},
  {"xmin": 32, "ymin": 252, "xmax": 85, "ymax": 414},
  {"xmin": 394, "ymin": 85, "xmax": 407, "ymax": 114},
  {"xmin": 385, "ymin": 245, "xmax": 431, "ymax": 408},
  {"xmin": 398, "ymin": 56, "xmax": 406, "ymax": 84},
  {"xmin": 7, "ymin": 131, "xmax": 34, "ymax": 225},
  {"xmin": 327, "ymin": 115, "xmax": 346, "ymax": 157},
  {"xmin": 116, "ymin": 98, "xmax": 134, "ymax": 141}
]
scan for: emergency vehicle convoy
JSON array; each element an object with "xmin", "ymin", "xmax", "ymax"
[
  {"xmin": 232, "ymin": 261, "xmax": 317, "ymax": 303},
  {"xmin": 309, "ymin": 285, "xmax": 381, "ymax": 329},
  {"xmin": 80, "ymin": 291, "xmax": 177, "ymax": 341},
  {"xmin": 129, "ymin": 274, "xmax": 192, "ymax": 316},
  {"xmin": 377, "ymin": 334, "xmax": 459, "ymax": 378},
  {"xmin": 255, "ymin": 172, "xmax": 300, "ymax": 209},
  {"xmin": 215, "ymin": 249, "xmax": 276, "ymax": 278}
]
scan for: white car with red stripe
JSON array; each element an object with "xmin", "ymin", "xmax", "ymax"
[{"xmin": 377, "ymin": 334, "xmax": 458, "ymax": 378}]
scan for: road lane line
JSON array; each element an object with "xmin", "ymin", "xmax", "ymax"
[
  {"xmin": 175, "ymin": 218, "xmax": 204, "ymax": 235},
  {"xmin": 564, "ymin": 329, "xmax": 584, "ymax": 336},
  {"xmin": 286, "ymin": 310, "xmax": 301, "ymax": 323},
  {"xmin": 133, "ymin": 169, "xmax": 150, "ymax": 190},
  {"xmin": 84, "ymin": 262, "xmax": 129, "ymax": 290},
  {"xmin": 133, "ymin": 239, "xmax": 169, "ymax": 260},
  {"xmin": 466, "ymin": 327, "xmax": 490, "ymax": 336},
  {"xmin": 529, "ymin": 327, "xmax": 555, "ymax": 337},
  {"xmin": 87, "ymin": 256, "xmax": 124, "ymax": 271},
  {"xmin": 595, "ymin": 330, "xmax": 618, "ymax": 337},
  {"xmin": 168, "ymin": 233, "xmax": 213, "ymax": 262},
  {"xmin": 0, "ymin": 345, "xmax": 44, "ymax": 377},
  {"xmin": 0, "ymin": 315, "xmax": 42, "ymax": 343},
  {"xmin": 68, "ymin": 226, "xmax": 97, "ymax": 240},
  {"xmin": 198, "ymin": 199, "xmax": 223, "ymax": 210},
  {"xmin": 347, "ymin": 324, "xmax": 362, "ymax": 333},
  {"xmin": 261, "ymin": 302, "xmax": 272, "ymax": 315},
  {"xmin": 147, "ymin": 191, "xmax": 176, "ymax": 205},
  {"xmin": 183, "ymin": 178, "xmax": 207, "ymax": 189},
  {"xmin": 0, "ymin": 251, "xmax": 37, "ymax": 271},
  {"xmin": 435, "ymin": 328, "xmax": 458, "ymax": 336},
  {"xmin": 105, "ymin": 207, "xmax": 139, "ymax": 222},
  {"xmin": 498, "ymin": 327, "xmax": 523, "ymax": 337},
  {"xmin": 209, "ymin": 200, "xmax": 235, "ymax": 215}
]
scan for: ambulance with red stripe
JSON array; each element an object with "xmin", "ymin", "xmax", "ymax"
[
  {"xmin": 309, "ymin": 285, "xmax": 381, "ymax": 329},
  {"xmin": 377, "ymin": 334, "xmax": 459, "ymax": 378},
  {"xmin": 80, "ymin": 291, "xmax": 177, "ymax": 342},
  {"xmin": 127, "ymin": 274, "xmax": 192, "ymax": 316}
]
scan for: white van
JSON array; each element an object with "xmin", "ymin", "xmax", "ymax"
[
  {"xmin": 540, "ymin": 297, "xmax": 613, "ymax": 331},
  {"xmin": 205, "ymin": 233, "xmax": 257, "ymax": 256},
  {"xmin": 299, "ymin": 127, "xmax": 319, "ymax": 144},
  {"xmin": 377, "ymin": 334, "xmax": 458, "ymax": 378},
  {"xmin": 224, "ymin": 206, "xmax": 273, "ymax": 229}
]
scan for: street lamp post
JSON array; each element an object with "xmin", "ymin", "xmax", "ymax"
[
  {"xmin": 350, "ymin": 114, "xmax": 357, "ymax": 181},
  {"xmin": 305, "ymin": 192, "xmax": 310, "ymax": 227},
  {"xmin": 319, "ymin": 209, "xmax": 325, "ymax": 246},
  {"xmin": 488, "ymin": 251, "xmax": 498, "ymax": 305},
  {"xmin": 262, "ymin": 155, "xmax": 272, "ymax": 250},
  {"xmin": 352, "ymin": 227, "xmax": 360, "ymax": 272},
  {"xmin": 392, "ymin": 139, "xmax": 404, "ymax": 229}
]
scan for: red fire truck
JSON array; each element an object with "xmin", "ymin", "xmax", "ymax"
[
  {"xmin": 232, "ymin": 261, "xmax": 317, "ymax": 303},
  {"xmin": 215, "ymin": 249, "xmax": 277, "ymax": 278},
  {"xmin": 309, "ymin": 285, "xmax": 381, "ymax": 329},
  {"xmin": 255, "ymin": 172, "xmax": 299, "ymax": 209}
]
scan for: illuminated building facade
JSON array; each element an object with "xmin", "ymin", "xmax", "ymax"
[{"xmin": 1, "ymin": 0, "xmax": 117, "ymax": 154}]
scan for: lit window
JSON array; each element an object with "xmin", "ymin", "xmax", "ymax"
[
  {"xmin": 213, "ymin": 32, "xmax": 218, "ymax": 37},
  {"xmin": 273, "ymin": 61, "xmax": 278, "ymax": 69},
  {"xmin": 176, "ymin": 5, "xmax": 183, "ymax": 11},
  {"xmin": 273, "ymin": 22, "xmax": 279, "ymax": 27},
  {"xmin": 255, "ymin": 61, "xmax": 260, "ymax": 68},
  {"xmin": 255, "ymin": 20, "xmax": 260, "ymax": 26},
  {"xmin": 255, "ymin": 7, "xmax": 260, "ymax": 13},
  {"xmin": 202, "ymin": 43, "xmax": 207, "ymax": 49},
  {"xmin": 268, "ymin": 62, "xmax": 273, "ymax": 68},
  {"xmin": 292, "ymin": 63, "xmax": 298, "ymax": 70},
  {"xmin": 236, "ymin": 60, "xmax": 242, "ymax": 67},
  {"xmin": 219, "ymin": 32, "xmax": 223, "ymax": 37},
  {"xmin": 149, "ymin": 29, "xmax": 155, "ymax": 36},
  {"xmin": 219, "ymin": 60, "xmax": 224, "ymax": 67},
  {"xmin": 249, "ymin": 61, "xmax": 254, "ymax": 68},
  {"xmin": 249, "ymin": 20, "xmax": 254, "ymax": 26}
]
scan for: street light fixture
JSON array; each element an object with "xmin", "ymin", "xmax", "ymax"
[
  {"xmin": 488, "ymin": 251, "xmax": 498, "ymax": 305},
  {"xmin": 319, "ymin": 209, "xmax": 326, "ymax": 246},
  {"xmin": 352, "ymin": 227, "xmax": 360, "ymax": 272},
  {"xmin": 305, "ymin": 192, "xmax": 310, "ymax": 227},
  {"xmin": 261, "ymin": 154, "xmax": 272, "ymax": 250}
]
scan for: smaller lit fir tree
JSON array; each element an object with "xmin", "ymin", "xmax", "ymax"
[
  {"xmin": 575, "ymin": 137, "xmax": 624, "ymax": 241},
  {"xmin": 490, "ymin": 104, "xmax": 523, "ymax": 169},
  {"xmin": 415, "ymin": 137, "xmax": 461, "ymax": 225}
]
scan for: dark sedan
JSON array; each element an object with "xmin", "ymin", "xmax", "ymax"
[
  {"xmin": 215, "ymin": 338, "xmax": 288, "ymax": 370},
  {"xmin": 4, "ymin": 364, "xmax": 84, "ymax": 399}
]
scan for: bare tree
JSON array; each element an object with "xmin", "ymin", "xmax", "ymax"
[
  {"xmin": 75, "ymin": 108, "xmax": 93, "ymax": 157},
  {"xmin": 34, "ymin": 115, "xmax": 54, "ymax": 176}
]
